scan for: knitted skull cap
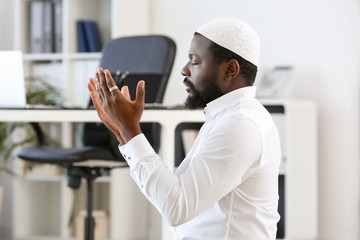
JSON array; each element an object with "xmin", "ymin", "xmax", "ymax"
[{"xmin": 196, "ymin": 17, "xmax": 260, "ymax": 66}]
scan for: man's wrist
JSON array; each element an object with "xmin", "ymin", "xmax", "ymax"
[
  {"xmin": 121, "ymin": 127, "xmax": 142, "ymax": 144},
  {"xmin": 114, "ymin": 132, "xmax": 124, "ymax": 145}
]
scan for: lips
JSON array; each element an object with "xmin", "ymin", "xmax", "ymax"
[{"xmin": 183, "ymin": 78, "xmax": 192, "ymax": 93}]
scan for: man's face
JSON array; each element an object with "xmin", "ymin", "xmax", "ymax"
[{"xmin": 182, "ymin": 34, "xmax": 224, "ymax": 109}]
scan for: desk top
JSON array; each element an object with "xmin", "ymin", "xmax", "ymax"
[
  {"xmin": 0, "ymin": 99, "xmax": 311, "ymax": 124},
  {"xmin": 0, "ymin": 108, "xmax": 206, "ymax": 126}
]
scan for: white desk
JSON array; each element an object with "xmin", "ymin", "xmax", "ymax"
[{"xmin": 0, "ymin": 108, "xmax": 205, "ymax": 171}]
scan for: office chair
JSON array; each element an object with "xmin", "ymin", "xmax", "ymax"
[{"xmin": 17, "ymin": 35, "xmax": 176, "ymax": 240}]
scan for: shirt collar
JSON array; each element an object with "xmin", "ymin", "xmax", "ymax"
[{"xmin": 204, "ymin": 86, "xmax": 256, "ymax": 119}]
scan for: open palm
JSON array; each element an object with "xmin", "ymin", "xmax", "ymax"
[
  {"xmin": 88, "ymin": 68, "xmax": 145, "ymax": 145},
  {"xmin": 88, "ymin": 77, "xmax": 124, "ymax": 144}
]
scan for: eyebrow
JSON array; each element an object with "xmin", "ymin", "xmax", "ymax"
[{"xmin": 188, "ymin": 53, "xmax": 198, "ymax": 59}]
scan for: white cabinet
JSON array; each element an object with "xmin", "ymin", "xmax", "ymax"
[{"xmin": 261, "ymin": 99, "xmax": 318, "ymax": 240}]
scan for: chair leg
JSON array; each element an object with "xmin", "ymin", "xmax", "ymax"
[
  {"xmin": 85, "ymin": 177, "xmax": 94, "ymax": 240},
  {"xmin": 68, "ymin": 167, "xmax": 106, "ymax": 240}
]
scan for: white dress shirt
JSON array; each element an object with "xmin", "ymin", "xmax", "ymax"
[{"xmin": 119, "ymin": 86, "xmax": 281, "ymax": 239}]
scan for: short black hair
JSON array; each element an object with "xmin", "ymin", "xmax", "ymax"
[{"xmin": 195, "ymin": 32, "xmax": 258, "ymax": 86}]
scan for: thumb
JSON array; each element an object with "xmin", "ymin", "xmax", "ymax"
[{"xmin": 135, "ymin": 80, "xmax": 145, "ymax": 107}]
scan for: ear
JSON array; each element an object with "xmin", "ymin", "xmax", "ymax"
[{"xmin": 224, "ymin": 59, "xmax": 240, "ymax": 81}]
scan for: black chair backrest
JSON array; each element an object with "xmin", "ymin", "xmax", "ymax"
[
  {"xmin": 83, "ymin": 35, "xmax": 176, "ymax": 158},
  {"xmin": 99, "ymin": 35, "xmax": 176, "ymax": 103}
]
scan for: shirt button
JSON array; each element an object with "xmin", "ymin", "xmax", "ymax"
[{"xmin": 128, "ymin": 156, "xmax": 131, "ymax": 161}]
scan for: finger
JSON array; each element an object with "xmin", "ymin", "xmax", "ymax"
[
  {"xmin": 135, "ymin": 80, "xmax": 145, "ymax": 108},
  {"xmin": 121, "ymin": 85, "xmax": 130, "ymax": 100},
  {"xmin": 90, "ymin": 77, "xmax": 101, "ymax": 97},
  {"xmin": 98, "ymin": 67, "xmax": 105, "ymax": 84},
  {"xmin": 89, "ymin": 82, "xmax": 125, "ymax": 145},
  {"xmin": 95, "ymin": 72, "xmax": 102, "ymax": 101},
  {"xmin": 88, "ymin": 81, "xmax": 103, "ymax": 110},
  {"xmin": 98, "ymin": 67, "xmax": 110, "ymax": 98},
  {"xmin": 95, "ymin": 72, "xmax": 100, "ymax": 91},
  {"xmin": 89, "ymin": 77, "xmax": 99, "ymax": 95},
  {"xmin": 102, "ymin": 69, "xmax": 128, "ymax": 102},
  {"xmin": 88, "ymin": 78, "xmax": 99, "ymax": 104},
  {"xmin": 104, "ymin": 69, "xmax": 117, "ymax": 90},
  {"xmin": 88, "ymin": 77, "xmax": 97, "ymax": 92},
  {"xmin": 96, "ymin": 71, "xmax": 107, "ymax": 101}
]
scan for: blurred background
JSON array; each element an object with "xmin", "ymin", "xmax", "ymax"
[{"xmin": 0, "ymin": 0, "xmax": 360, "ymax": 239}]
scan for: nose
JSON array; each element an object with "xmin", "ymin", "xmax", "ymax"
[{"xmin": 181, "ymin": 63, "xmax": 190, "ymax": 77}]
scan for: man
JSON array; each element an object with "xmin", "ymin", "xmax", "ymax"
[{"xmin": 88, "ymin": 17, "xmax": 281, "ymax": 239}]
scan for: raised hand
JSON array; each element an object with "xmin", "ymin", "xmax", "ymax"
[
  {"xmin": 93, "ymin": 67, "xmax": 145, "ymax": 144},
  {"xmin": 88, "ymin": 76, "xmax": 125, "ymax": 145}
]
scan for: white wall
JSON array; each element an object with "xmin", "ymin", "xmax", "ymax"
[
  {"xmin": 149, "ymin": 0, "xmax": 360, "ymax": 239},
  {"xmin": 0, "ymin": 0, "xmax": 15, "ymax": 50},
  {"xmin": 0, "ymin": 1, "xmax": 15, "ymax": 238}
]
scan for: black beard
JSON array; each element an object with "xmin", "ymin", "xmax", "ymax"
[{"xmin": 184, "ymin": 76, "xmax": 223, "ymax": 109}]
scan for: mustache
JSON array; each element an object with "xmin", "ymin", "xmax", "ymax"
[{"xmin": 183, "ymin": 77, "xmax": 195, "ymax": 90}]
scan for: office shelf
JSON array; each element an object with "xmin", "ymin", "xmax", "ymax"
[
  {"xmin": 14, "ymin": 0, "xmax": 149, "ymax": 107},
  {"xmin": 11, "ymin": 0, "xmax": 150, "ymax": 239},
  {"xmin": 65, "ymin": 53, "xmax": 102, "ymax": 60},
  {"xmin": 23, "ymin": 53, "xmax": 64, "ymax": 61}
]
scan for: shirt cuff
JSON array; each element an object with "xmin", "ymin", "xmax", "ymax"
[{"xmin": 118, "ymin": 133, "xmax": 157, "ymax": 168}]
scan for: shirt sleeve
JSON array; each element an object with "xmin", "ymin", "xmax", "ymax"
[{"xmin": 119, "ymin": 115, "xmax": 262, "ymax": 226}]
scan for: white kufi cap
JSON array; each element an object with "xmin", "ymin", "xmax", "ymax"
[{"xmin": 196, "ymin": 17, "xmax": 260, "ymax": 66}]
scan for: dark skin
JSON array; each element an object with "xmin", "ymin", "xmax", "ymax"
[
  {"xmin": 88, "ymin": 69, "xmax": 144, "ymax": 145},
  {"xmin": 182, "ymin": 34, "xmax": 245, "ymax": 96},
  {"xmin": 88, "ymin": 34, "xmax": 247, "ymax": 145}
]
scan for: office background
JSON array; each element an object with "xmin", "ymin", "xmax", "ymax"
[{"xmin": 1, "ymin": 0, "xmax": 360, "ymax": 239}]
